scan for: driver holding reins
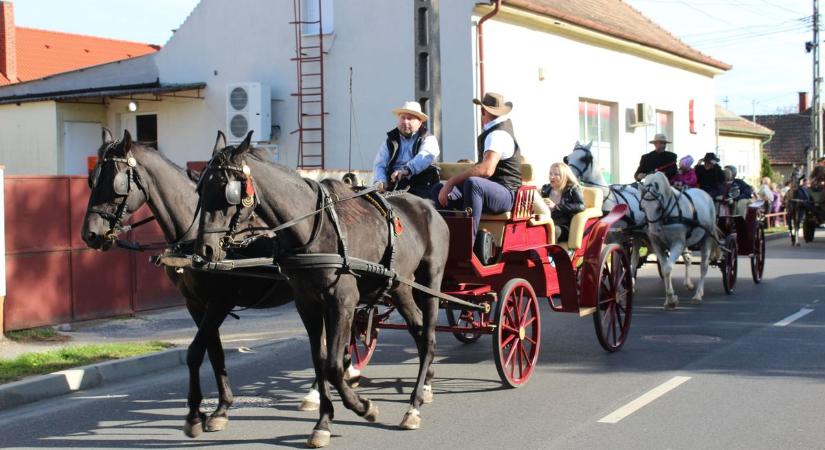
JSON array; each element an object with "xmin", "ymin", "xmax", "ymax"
[{"xmin": 634, "ymin": 133, "xmax": 678, "ymax": 182}]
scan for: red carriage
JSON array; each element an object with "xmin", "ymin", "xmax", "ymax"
[{"xmin": 349, "ymin": 164, "xmax": 633, "ymax": 387}]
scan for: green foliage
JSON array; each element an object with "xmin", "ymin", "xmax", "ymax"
[
  {"xmin": 6, "ymin": 327, "xmax": 66, "ymax": 342},
  {"xmin": 760, "ymin": 152, "xmax": 774, "ymax": 180},
  {"xmin": 0, "ymin": 342, "xmax": 174, "ymax": 383}
]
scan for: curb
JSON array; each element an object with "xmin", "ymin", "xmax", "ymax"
[
  {"xmin": 0, "ymin": 348, "xmax": 186, "ymax": 410},
  {"xmin": 0, "ymin": 337, "xmax": 304, "ymax": 411}
]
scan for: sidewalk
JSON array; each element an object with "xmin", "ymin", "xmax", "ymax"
[{"xmin": 0, "ymin": 304, "xmax": 306, "ymax": 409}]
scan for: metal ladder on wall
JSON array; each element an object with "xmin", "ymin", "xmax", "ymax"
[{"xmin": 290, "ymin": 0, "xmax": 326, "ymax": 169}]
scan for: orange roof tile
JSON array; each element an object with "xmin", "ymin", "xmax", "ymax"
[
  {"xmin": 504, "ymin": 0, "xmax": 731, "ymax": 71},
  {"xmin": 0, "ymin": 27, "xmax": 159, "ymax": 86}
]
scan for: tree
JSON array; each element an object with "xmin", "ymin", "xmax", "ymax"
[{"xmin": 760, "ymin": 151, "xmax": 775, "ymax": 180}]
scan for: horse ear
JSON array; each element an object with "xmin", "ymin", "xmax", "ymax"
[
  {"xmin": 213, "ymin": 131, "xmax": 227, "ymax": 156},
  {"xmin": 122, "ymin": 130, "xmax": 133, "ymax": 152},
  {"xmin": 574, "ymin": 140, "xmax": 581, "ymax": 148},
  {"xmin": 586, "ymin": 141, "xmax": 593, "ymax": 150},
  {"xmin": 233, "ymin": 130, "xmax": 254, "ymax": 157},
  {"xmin": 102, "ymin": 127, "xmax": 114, "ymax": 144}
]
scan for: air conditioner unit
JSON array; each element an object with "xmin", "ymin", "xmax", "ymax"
[
  {"xmin": 226, "ymin": 82, "xmax": 272, "ymax": 143},
  {"xmin": 634, "ymin": 103, "xmax": 655, "ymax": 126}
]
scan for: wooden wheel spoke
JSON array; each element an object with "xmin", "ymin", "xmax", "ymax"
[
  {"xmin": 500, "ymin": 333, "xmax": 518, "ymax": 348},
  {"xmin": 501, "ymin": 323, "xmax": 520, "ymax": 334},
  {"xmin": 504, "ymin": 342, "xmax": 518, "ymax": 367}
]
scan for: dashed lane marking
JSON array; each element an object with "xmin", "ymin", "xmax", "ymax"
[
  {"xmin": 598, "ymin": 376, "xmax": 691, "ymax": 424},
  {"xmin": 774, "ymin": 308, "xmax": 814, "ymax": 327}
]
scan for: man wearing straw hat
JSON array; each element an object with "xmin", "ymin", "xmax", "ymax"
[
  {"xmin": 432, "ymin": 92, "xmax": 522, "ymax": 242},
  {"xmin": 372, "ymin": 100, "xmax": 440, "ymax": 198},
  {"xmin": 634, "ymin": 133, "xmax": 678, "ymax": 181}
]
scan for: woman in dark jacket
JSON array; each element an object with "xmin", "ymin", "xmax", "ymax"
[{"xmin": 540, "ymin": 162, "xmax": 585, "ymax": 242}]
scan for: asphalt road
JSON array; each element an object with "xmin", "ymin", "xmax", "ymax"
[{"xmin": 1, "ymin": 233, "xmax": 824, "ymax": 449}]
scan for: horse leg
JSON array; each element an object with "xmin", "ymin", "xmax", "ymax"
[
  {"xmin": 183, "ymin": 301, "xmax": 231, "ymax": 438},
  {"xmin": 682, "ymin": 250, "xmax": 694, "ymax": 291},
  {"xmin": 692, "ymin": 238, "xmax": 711, "ymax": 303},
  {"xmin": 649, "ymin": 239, "xmax": 676, "ymax": 309},
  {"xmin": 295, "ymin": 297, "xmax": 335, "ymax": 448},
  {"xmin": 203, "ymin": 327, "xmax": 231, "ymax": 431},
  {"xmin": 393, "ymin": 285, "xmax": 439, "ymax": 430},
  {"xmin": 320, "ymin": 285, "xmax": 376, "ymax": 423}
]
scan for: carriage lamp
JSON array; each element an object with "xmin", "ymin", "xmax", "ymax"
[{"xmin": 128, "ymin": 101, "xmax": 139, "ymax": 112}]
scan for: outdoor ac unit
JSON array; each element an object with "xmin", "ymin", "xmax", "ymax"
[
  {"xmin": 634, "ymin": 103, "xmax": 655, "ymax": 126},
  {"xmin": 226, "ymin": 82, "xmax": 272, "ymax": 143}
]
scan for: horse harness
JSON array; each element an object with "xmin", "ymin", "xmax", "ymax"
[
  {"xmin": 196, "ymin": 157, "xmax": 484, "ymax": 310},
  {"xmin": 641, "ymin": 185, "xmax": 711, "ymax": 243}
]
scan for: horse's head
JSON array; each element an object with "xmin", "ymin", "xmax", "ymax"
[
  {"xmin": 81, "ymin": 128, "xmax": 150, "ymax": 250},
  {"xmin": 196, "ymin": 130, "xmax": 258, "ymax": 262},
  {"xmin": 639, "ymin": 171, "xmax": 673, "ymax": 220},
  {"xmin": 562, "ymin": 141, "xmax": 594, "ymax": 180}
]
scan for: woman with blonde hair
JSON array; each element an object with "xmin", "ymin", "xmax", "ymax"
[{"xmin": 540, "ymin": 162, "xmax": 585, "ymax": 242}]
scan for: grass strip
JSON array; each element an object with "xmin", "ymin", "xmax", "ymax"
[{"xmin": 0, "ymin": 341, "xmax": 174, "ymax": 384}]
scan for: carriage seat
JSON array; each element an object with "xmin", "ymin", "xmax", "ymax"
[
  {"xmin": 559, "ymin": 187, "xmax": 604, "ymax": 250},
  {"xmin": 437, "ymin": 162, "xmax": 546, "ymax": 246}
]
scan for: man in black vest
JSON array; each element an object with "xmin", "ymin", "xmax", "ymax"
[
  {"xmin": 372, "ymin": 101, "xmax": 440, "ymax": 198},
  {"xmin": 634, "ymin": 133, "xmax": 678, "ymax": 181},
  {"xmin": 695, "ymin": 151, "xmax": 726, "ymax": 198},
  {"xmin": 431, "ymin": 92, "xmax": 522, "ymax": 241}
]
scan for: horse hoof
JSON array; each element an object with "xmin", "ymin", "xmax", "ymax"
[
  {"xmin": 183, "ymin": 420, "xmax": 203, "ymax": 438},
  {"xmin": 306, "ymin": 429, "xmax": 331, "ymax": 448},
  {"xmin": 347, "ymin": 375, "xmax": 361, "ymax": 388},
  {"xmin": 422, "ymin": 387, "xmax": 433, "ymax": 404},
  {"xmin": 298, "ymin": 399, "xmax": 320, "ymax": 411},
  {"xmin": 363, "ymin": 400, "xmax": 379, "ymax": 423},
  {"xmin": 664, "ymin": 302, "xmax": 677, "ymax": 311},
  {"xmin": 399, "ymin": 408, "xmax": 421, "ymax": 430},
  {"xmin": 690, "ymin": 297, "xmax": 702, "ymax": 304},
  {"xmin": 205, "ymin": 415, "xmax": 228, "ymax": 432}
]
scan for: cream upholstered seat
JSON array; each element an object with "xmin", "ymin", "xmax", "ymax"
[{"xmin": 559, "ymin": 187, "xmax": 604, "ymax": 250}]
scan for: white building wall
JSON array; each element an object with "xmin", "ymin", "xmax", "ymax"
[
  {"xmin": 151, "ymin": 0, "xmax": 416, "ymax": 170},
  {"xmin": 461, "ymin": 17, "xmax": 717, "ymax": 186},
  {"xmin": 0, "ymin": 102, "xmax": 58, "ymax": 174}
]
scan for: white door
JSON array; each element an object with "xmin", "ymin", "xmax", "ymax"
[
  {"xmin": 63, "ymin": 121, "xmax": 102, "ymax": 175},
  {"xmin": 120, "ymin": 113, "xmax": 137, "ymax": 138}
]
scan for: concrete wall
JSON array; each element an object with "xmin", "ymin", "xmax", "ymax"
[
  {"xmin": 0, "ymin": 102, "xmax": 58, "ymax": 174},
  {"xmin": 717, "ymin": 134, "xmax": 764, "ymax": 185}
]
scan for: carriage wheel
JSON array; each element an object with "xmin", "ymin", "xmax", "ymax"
[
  {"xmin": 446, "ymin": 307, "xmax": 484, "ymax": 344},
  {"xmin": 721, "ymin": 235, "xmax": 738, "ymax": 295},
  {"xmin": 349, "ymin": 307, "xmax": 378, "ymax": 370},
  {"xmin": 593, "ymin": 244, "xmax": 634, "ymax": 352},
  {"xmin": 492, "ymin": 278, "xmax": 541, "ymax": 388},
  {"xmin": 750, "ymin": 224, "xmax": 765, "ymax": 284},
  {"xmin": 803, "ymin": 217, "xmax": 816, "ymax": 243}
]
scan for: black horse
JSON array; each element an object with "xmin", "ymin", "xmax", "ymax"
[
  {"xmin": 196, "ymin": 131, "xmax": 449, "ymax": 447},
  {"xmin": 784, "ymin": 165, "xmax": 806, "ymax": 246},
  {"xmin": 81, "ymin": 129, "xmax": 298, "ymax": 437}
]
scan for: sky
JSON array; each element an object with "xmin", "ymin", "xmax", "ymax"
[{"xmin": 9, "ymin": 0, "xmax": 818, "ymax": 117}]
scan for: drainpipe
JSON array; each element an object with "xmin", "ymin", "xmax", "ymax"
[{"xmin": 477, "ymin": 0, "xmax": 502, "ymax": 102}]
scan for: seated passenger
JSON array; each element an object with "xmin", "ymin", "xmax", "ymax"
[
  {"xmin": 671, "ymin": 155, "xmax": 698, "ymax": 189},
  {"xmin": 431, "ymin": 92, "xmax": 522, "ymax": 242},
  {"xmin": 721, "ymin": 165, "xmax": 754, "ymax": 216},
  {"xmin": 540, "ymin": 162, "xmax": 585, "ymax": 242},
  {"xmin": 757, "ymin": 176, "xmax": 774, "ymax": 212},
  {"xmin": 810, "ymin": 156, "xmax": 825, "ymax": 192},
  {"xmin": 372, "ymin": 101, "xmax": 440, "ymax": 198},
  {"xmin": 695, "ymin": 152, "xmax": 725, "ymax": 198}
]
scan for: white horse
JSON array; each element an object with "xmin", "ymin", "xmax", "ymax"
[
  {"xmin": 640, "ymin": 172, "xmax": 717, "ymax": 310},
  {"xmin": 563, "ymin": 141, "xmax": 647, "ymax": 272}
]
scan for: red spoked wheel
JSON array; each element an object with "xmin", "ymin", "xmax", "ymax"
[
  {"xmin": 349, "ymin": 307, "xmax": 378, "ymax": 370},
  {"xmin": 593, "ymin": 244, "xmax": 633, "ymax": 352},
  {"xmin": 721, "ymin": 235, "xmax": 738, "ymax": 295},
  {"xmin": 492, "ymin": 278, "xmax": 541, "ymax": 388},
  {"xmin": 446, "ymin": 307, "xmax": 485, "ymax": 344},
  {"xmin": 750, "ymin": 224, "xmax": 765, "ymax": 284}
]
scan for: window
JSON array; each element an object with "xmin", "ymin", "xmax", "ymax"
[
  {"xmin": 578, "ymin": 99, "xmax": 616, "ymax": 182},
  {"xmin": 656, "ymin": 110, "xmax": 673, "ymax": 148},
  {"xmin": 303, "ymin": 0, "xmax": 334, "ymax": 35}
]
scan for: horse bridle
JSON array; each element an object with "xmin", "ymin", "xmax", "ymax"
[
  {"xmin": 639, "ymin": 182, "xmax": 680, "ymax": 224},
  {"xmin": 563, "ymin": 145, "xmax": 593, "ymax": 180},
  {"xmin": 198, "ymin": 155, "xmax": 263, "ymax": 249},
  {"xmin": 88, "ymin": 142, "xmax": 149, "ymax": 241}
]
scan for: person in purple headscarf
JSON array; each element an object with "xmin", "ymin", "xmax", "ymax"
[{"xmin": 671, "ymin": 155, "xmax": 698, "ymax": 189}]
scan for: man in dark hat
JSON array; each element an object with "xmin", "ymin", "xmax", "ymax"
[
  {"xmin": 431, "ymin": 92, "xmax": 522, "ymax": 241},
  {"xmin": 695, "ymin": 152, "xmax": 726, "ymax": 198},
  {"xmin": 634, "ymin": 133, "xmax": 678, "ymax": 181}
]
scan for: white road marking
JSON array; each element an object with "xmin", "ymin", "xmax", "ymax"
[
  {"xmin": 774, "ymin": 308, "xmax": 814, "ymax": 327},
  {"xmin": 598, "ymin": 376, "xmax": 691, "ymax": 424}
]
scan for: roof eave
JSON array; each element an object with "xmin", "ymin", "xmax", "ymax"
[{"xmin": 479, "ymin": 3, "xmax": 729, "ymax": 77}]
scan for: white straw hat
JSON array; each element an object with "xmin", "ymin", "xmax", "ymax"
[{"xmin": 392, "ymin": 101, "xmax": 428, "ymax": 121}]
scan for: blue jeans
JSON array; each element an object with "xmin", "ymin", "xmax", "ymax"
[{"xmin": 430, "ymin": 177, "xmax": 515, "ymax": 238}]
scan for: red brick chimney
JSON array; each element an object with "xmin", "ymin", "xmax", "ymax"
[
  {"xmin": 0, "ymin": 1, "xmax": 16, "ymax": 82},
  {"xmin": 799, "ymin": 91, "xmax": 809, "ymax": 114}
]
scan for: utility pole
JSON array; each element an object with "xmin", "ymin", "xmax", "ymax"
[{"xmin": 812, "ymin": 0, "xmax": 822, "ymax": 170}]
